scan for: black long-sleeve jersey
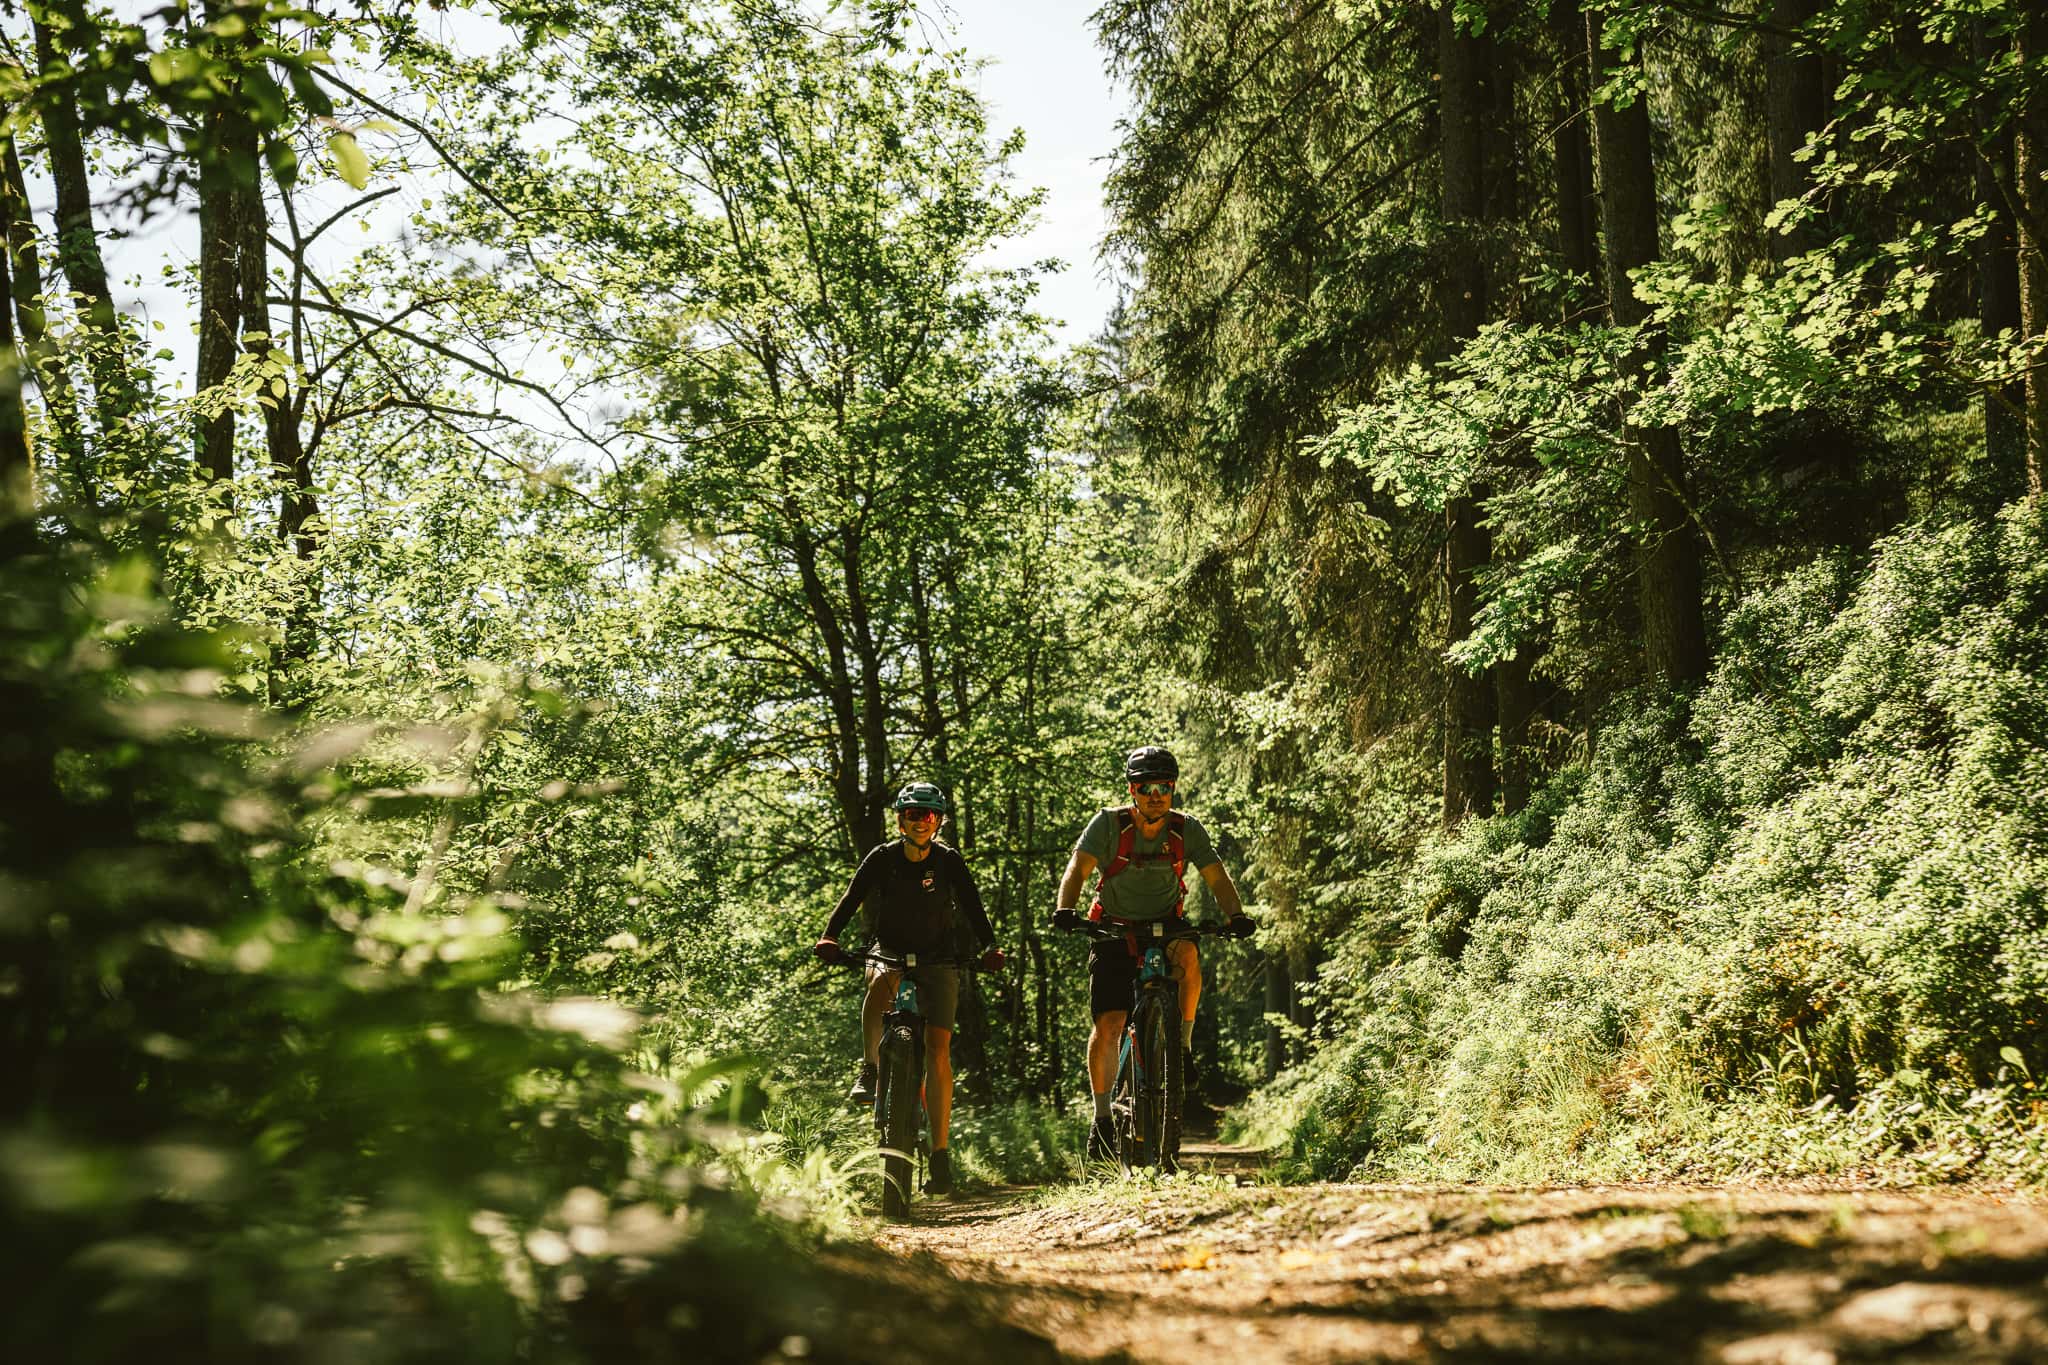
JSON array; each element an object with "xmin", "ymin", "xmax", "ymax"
[{"xmin": 821, "ymin": 839, "xmax": 993, "ymax": 960}]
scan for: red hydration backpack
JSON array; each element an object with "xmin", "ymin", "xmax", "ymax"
[{"xmin": 1090, "ymin": 808, "xmax": 1188, "ymax": 920}]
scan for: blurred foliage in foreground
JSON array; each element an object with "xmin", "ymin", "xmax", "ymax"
[{"xmin": 0, "ymin": 516, "xmax": 874, "ymax": 1363}]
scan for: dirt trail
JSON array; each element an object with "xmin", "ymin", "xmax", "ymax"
[{"xmin": 834, "ymin": 1133, "xmax": 2048, "ymax": 1364}]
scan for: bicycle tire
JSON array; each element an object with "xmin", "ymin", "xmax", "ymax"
[
  {"xmin": 1124, "ymin": 992, "xmax": 1177, "ymax": 1171},
  {"xmin": 1109, "ymin": 1029, "xmax": 1137, "ymax": 1174},
  {"xmin": 1160, "ymin": 998, "xmax": 1184, "ymax": 1172},
  {"xmin": 877, "ymin": 1025, "xmax": 919, "ymax": 1218}
]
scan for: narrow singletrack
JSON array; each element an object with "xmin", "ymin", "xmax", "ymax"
[
  {"xmin": 833, "ymin": 1110, "xmax": 2048, "ymax": 1365},
  {"xmin": 789, "ymin": 1102, "xmax": 2048, "ymax": 1363},
  {"xmin": 864, "ymin": 1180, "xmax": 2048, "ymax": 1363}
]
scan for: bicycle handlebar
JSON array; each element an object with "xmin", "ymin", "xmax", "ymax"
[
  {"xmin": 1062, "ymin": 918, "xmax": 1229, "ymax": 944},
  {"xmin": 816, "ymin": 945, "xmax": 976, "ymax": 970}
]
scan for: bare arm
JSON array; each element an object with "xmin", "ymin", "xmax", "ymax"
[
  {"xmin": 1057, "ymin": 848, "xmax": 1098, "ymax": 911},
  {"xmin": 1199, "ymin": 861, "xmax": 1245, "ymax": 920}
]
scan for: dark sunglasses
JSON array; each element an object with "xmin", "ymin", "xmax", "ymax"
[
  {"xmin": 899, "ymin": 807, "xmax": 941, "ymax": 822},
  {"xmin": 1131, "ymin": 781, "xmax": 1174, "ymax": 796}
]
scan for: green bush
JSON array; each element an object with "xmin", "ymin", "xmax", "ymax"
[
  {"xmin": 0, "ymin": 520, "xmax": 834, "ymax": 1362},
  {"xmin": 1271, "ymin": 502, "xmax": 2048, "ymax": 1184}
]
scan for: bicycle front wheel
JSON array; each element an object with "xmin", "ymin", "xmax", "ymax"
[
  {"xmin": 1125, "ymin": 995, "xmax": 1180, "ymax": 1171},
  {"xmin": 877, "ymin": 1025, "xmax": 920, "ymax": 1219}
]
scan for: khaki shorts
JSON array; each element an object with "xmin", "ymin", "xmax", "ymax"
[{"xmin": 867, "ymin": 959, "xmax": 961, "ymax": 1033}]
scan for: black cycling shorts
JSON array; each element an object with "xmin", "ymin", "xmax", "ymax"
[{"xmin": 1087, "ymin": 932, "xmax": 1196, "ymax": 1017}]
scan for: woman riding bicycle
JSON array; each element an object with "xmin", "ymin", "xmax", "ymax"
[
  {"xmin": 814, "ymin": 780, "xmax": 1004, "ymax": 1196},
  {"xmin": 1052, "ymin": 747, "xmax": 1255, "ymax": 1162}
]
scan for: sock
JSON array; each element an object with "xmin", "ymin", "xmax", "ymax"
[
  {"xmin": 1092, "ymin": 1091, "xmax": 1111, "ymax": 1121},
  {"xmin": 1180, "ymin": 1019, "xmax": 1195, "ymax": 1050}
]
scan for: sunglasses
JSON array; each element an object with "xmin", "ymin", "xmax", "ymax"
[
  {"xmin": 899, "ymin": 807, "xmax": 941, "ymax": 822},
  {"xmin": 1131, "ymin": 781, "xmax": 1174, "ymax": 796}
]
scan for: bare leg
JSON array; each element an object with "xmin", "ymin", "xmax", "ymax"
[
  {"xmin": 1170, "ymin": 940, "xmax": 1202, "ymax": 1022},
  {"xmin": 925, "ymin": 1026, "xmax": 953, "ymax": 1147},
  {"xmin": 862, "ymin": 969, "xmax": 898, "ymax": 1067},
  {"xmin": 1088, "ymin": 1010, "xmax": 1127, "ymax": 1093}
]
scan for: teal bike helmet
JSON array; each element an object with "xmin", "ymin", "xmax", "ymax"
[{"xmin": 891, "ymin": 780, "xmax": 953, "ymax": 815}]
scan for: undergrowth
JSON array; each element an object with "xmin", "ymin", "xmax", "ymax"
[{"xmin": 1251, "ymin": 501, "xmax": 2048, "ymax": 1186}]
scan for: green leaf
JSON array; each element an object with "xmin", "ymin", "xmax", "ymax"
[
  {"xmin": 264, "ymin": 136, "xmax": 300, "ymax": 187},
  {"xmin": 327, "ymin": 130, "xmax": 369, "ymax": 189}
]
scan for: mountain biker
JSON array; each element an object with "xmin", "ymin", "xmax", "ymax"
[
  {"xmin": 1052, "ymin": 746, "xmax": 1255, "ymax": 1163},
  {"xmin": 814, "ymin": 780, "xmax": 1004, "ymax": 1197}
]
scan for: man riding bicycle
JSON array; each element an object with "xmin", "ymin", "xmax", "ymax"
[
  {"xmin": 814, "ymin": 780, "xmax": 1003, "ymax": 1197},
  {"xmin": 1053, "ymin": 747, "xmax": 1255, "ymax": 1162}
]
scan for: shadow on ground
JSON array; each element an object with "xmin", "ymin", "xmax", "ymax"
[{"xmin": 840, "ymin": 1177, "xmax": 2048, "ymax": 1364}]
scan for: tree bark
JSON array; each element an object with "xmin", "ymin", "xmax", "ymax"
[
  {"xmin": 1439, "ymin": 3, "xmax": 1497, "ymax": 827},
  {"xmin": 1764, "ymin": 0, "xmax": 1826, "ymax": 262},
  {"xmin": 0, "ymin": 228, "xmax": 29, "ymax": 493},
  {"xmin": 906, "ymin": 547, "xmax": 950, "ymax": 800},
  {"xmin": 838, "ymin": 523, "xmax": 892, "ymax": 846},
  {"xmin": 0, "ymin": 138, "xmax": 79, "ymax": 488},
  {"xmin": 789, "ymin": 517, "xmax": 867, "ymax": 854},
  {"xmin": 2016, "ymin": 7, "xmax": 2048, "ymax": 500},
  {"xmin": 1496, "ymin": 644, "xmax": 1538, "ymax": 814},
  {"xmin": 1263, "ymin": 955, "xmax": 1289, "ymax": 1082},
  {"xmin": 1553, "ymin": 0, "xmax": 1600, "ymax": 286},
  {"xmin": 1586, "ymin": 12, "xmax": 1709, "ymax": 683},
  {"xmin": 938, "ymin": 556, "xmax": 977, "ymax": 848},
  {"xmin": 1976, "ymin": 20, "xmax": 2025, "ymax": 472},
  {"xmin": 1287, "ymin": 944, "xmax": 1316, "ymax": 1067},
  {"xmin": 195, "ymin": 113, "xmax": 244, "ymax": 480},
  {"xmin": 1443, "ymin": 496, "xmax": 1496, "ymax": 824},
  {"xmin": 34, "ymin": 21, "xmax": 136, "ymax": 437}
]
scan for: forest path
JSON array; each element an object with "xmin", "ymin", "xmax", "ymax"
[{"xmin": 854, "ymin": 1169, "xmax": 2048, "ymax": 1363}]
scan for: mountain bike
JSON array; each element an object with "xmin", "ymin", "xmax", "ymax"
[
  {"xmin": 1064, "ymin": 919, "xmax": 1222, "ymax": 1174},
  {"xmin": 826, "ymin": 945, "xmax": 930, "ymax": 1219}
]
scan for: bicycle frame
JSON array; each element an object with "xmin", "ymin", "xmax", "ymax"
[
  {"xmin": 1115, "ymin": 943, "xmax": 1177, "ymax": 1092},
  {"xmin": 878, "ymin": 966, "xmax": 925, "ymax": 1134},
  {"xmin": 1066, "ymin": 917, "xmax": 1220, "ymax": 1173},
  {"xmin": 858, "ymin": 947, "xmax": 930, "ymax": 1217}
]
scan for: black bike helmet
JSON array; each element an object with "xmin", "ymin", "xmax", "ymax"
[
  {"xmin": 890, "ymin": 780, "xmax": 953, "ymax": 815},
  {"xmin": 1124, "ymin": 746, "xmax": 1179, "ymax": 783}
]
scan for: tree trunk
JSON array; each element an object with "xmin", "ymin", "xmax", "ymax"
[
  {"xmin": 0, "ymin": 232, "xmax": 29, "ymax": 494},
  {"xmin": 1482, "ymin": 32, "xmax": 1519, "ymax": 234},
  {"xmin": 906, "ymin": 548, "xmax": 952, "ymax": 826},
  {"xmin": 1287, "ymin": 944, "xmax": 1316, "ymax": 1067},
  {"xmin": 1439, "ymin": 3, "xmax": 1497, "ymax": 827},
  {"xmin": 0, "ymin": 139, "xmax": 80, "ymax": 485},
  {"xmin": 939, "ymin": 557, "xmax": 978, "ymax": 848},
  {"xmin": 1263, "ymin": 955, "xmax": 1289, "ymax": 1082},
  {"xmin": 195, "ymin": 112, "xmax": 243, "ymax": 481},
  {"xmin": 247, "ymin": 172, "xmax": 320, "ymax": 675},
  {"xmin": 34, "ymin": 21, "xmax": 136, "ymax": 437},
  {"xmin": 1440, "ymin": 6, "xmax": 1486, "ymax": 345},
  {"xmin": 1496, "ymin": 644, "xmax": 1538, "ymax": 814},
  {"xmin": 1553, "ymin": 0, "xmax": 1600, "ymax": 286},
  {"xmin": 1976, "ymin": 20, "xmax": 2025, "ymax": 471},
  {"xmin": 1586, "ymin": 12, "xmax": 1709, "ymax": 683},
  {"xmin": 1764, "ymin": 0, "xmax": 1826, "ymax": 262},
  {"xmin": 1443, "ymin": 496, "xmax": 1496, "ymax": 824},
  {"xmin": 838, "ymin": 524, "xmax": 892, "ymax": 845},
  {"xmin": 2016, "ymin": 7, "xmax": 2048, "ymax": 499},
  {"xmin": 787, "ymin": 517, "xmax": 866, "ymax": 855}
]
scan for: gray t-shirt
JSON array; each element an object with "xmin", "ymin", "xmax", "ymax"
[{"xmin": 1077, "ymin": 807, "xmax": 1220, "ymax": 922}]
